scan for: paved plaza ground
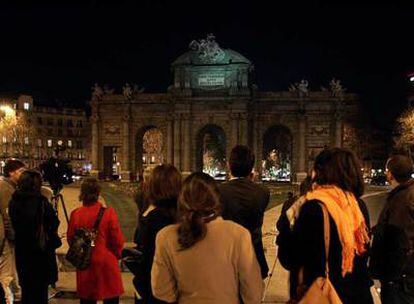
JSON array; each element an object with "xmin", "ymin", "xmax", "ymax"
[{"xmin": 50, "ymin": 183, "xmax": 386, "ymax": 303}]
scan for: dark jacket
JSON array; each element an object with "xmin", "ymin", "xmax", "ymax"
[
  {"xmin": 375, "ymin": 179, "xmax": 414, "ymax": 281},
  {"xmin": 218, "ymin": 177, "xmax": 270, "ymax": 278},
  {"xmin": 276, "ymin": 195, "xmax": 299, "ymax": 300},
  {"xmin": 133, "ymin": 199, "xmax": 176, "ymax": 304},
  {"xmin": 289, "ymin": 199, "xmax": 373, "ymax": 304},
  {"xmin": 9, "ymin": 191, "xmax": 61, "ymax": 286}
]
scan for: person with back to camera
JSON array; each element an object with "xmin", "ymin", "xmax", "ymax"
[
  {"xmin": 218, "ymin": 145, "xmax": 270, "ymax": 279},
  {"xmin": 370, "ymin": 154, "xmax": 414, "ymax": 303},
  {"xmin": 67, "ymin": 178, "xmax": 124, "ymax": 304},
  {"xmin": 276, "ymin": 176, "xmax": 312, "ymax": 303},
  {"xmin": 0, "ymin": 159, "xmax": 25, "ymax": 303},
  {"xmin": 8, "ymin": 170, "xmax": 61, "ymax": 304},
  {"xmin": 151, "ymin": 172, "xmax": 263, "ymax": 304},
  {"xmin": 284, "ymin": 148, "xmax": 373, "ymax": 303},
  {"xmin": 133, "ymin": 164, "xmax": 182, "ymax": 304}
]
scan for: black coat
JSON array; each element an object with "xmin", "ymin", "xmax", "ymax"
[
  {"xmin": 286, "ymin": 199, "xmax": 373, "ymax": 304},
  {"xmin": 9, "ymin": 191, "xmax": 61, "ymax": 286},
  {"xmin": 133, "ymin": 200, "xmax": 176, "ymax": 304},
  {"xmin": 374, "ymin": 179, "xmax": 414, "ymax": 281},
  {"xmin": 218, "ymin": 177, "xmax": 270, "ymax": 278}
]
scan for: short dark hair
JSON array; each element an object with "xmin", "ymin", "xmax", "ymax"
[
  {"xmin": 386, "ymin": 155, "xmax": 413, "ymax": 184},
  {"xmin": 313, "ymin": 148, "xmax": 364, "ymax": 198},
  {"xmin": 4, "ymin": 159, "xmax": 25, "ymax": 177},
  {"xmin": 229, "ymin": 145, "xmax": 255, "ymax": 177},
  {"xmin": 17, "ymin": 170, "xmax": 42, "ymax": 194},
  {"xmin": 79, "ymin": 178, "xmax": 101, "ymax": 205}
]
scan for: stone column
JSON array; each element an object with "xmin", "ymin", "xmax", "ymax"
[
  {"xmin": 173, "ymin": 114, "xmax": 181, "ymax": 170},
  {"xmin": 239, "ymin": 113, "xmax": 248, "ymax": 145},
  {"xmin": 296, "ymin": 113, "xmax": 307, "ymax": 182},
  {"xmin": 231, "ymin": 113, "xmax": 239, "ymax": 147},
  {"xmin": 166, "ymin": 116, "xmax": 174, "ymax": 164},
  {"xmin": 91, "ymin": 114, "xmax": 100, "ymax": 179},
  {"xmin": 252, "ymin": 115, "xmax": 261, "ymax": 180},
  {"xmin": 121, "ymin": 108, "xmax": 131, "ymax": 182},
  {"xmin": 334, "ymin": 112, "xmax": 343, "ymax": 147},
  {"xmin": 182, "ymin": 114, "xmax": 192, "ymax": 176}
]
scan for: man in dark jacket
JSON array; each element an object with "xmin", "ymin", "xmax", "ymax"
[
  {"xmin": 218, "ymin": 145, "xmax": 270, "ymax": 278},
  {"xmin": 374, "ymin": 155, "xmax": 414, "ymax": 303}
]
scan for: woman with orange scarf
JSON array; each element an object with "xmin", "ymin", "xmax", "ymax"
[{"xmin": 287, "ymin": 148, "xmax": 373, "ymax": 303}]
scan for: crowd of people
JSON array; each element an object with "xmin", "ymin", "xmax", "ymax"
[{"xmin": 0, "ymin": 145, "xmax": 413, "ymax": 304}]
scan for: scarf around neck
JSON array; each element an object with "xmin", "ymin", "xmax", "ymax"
[{"xmin": 305, "ymin": 185, "xmax": 369, "ymax": 276}]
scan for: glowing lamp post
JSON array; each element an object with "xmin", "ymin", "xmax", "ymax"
[{"xmin": 0, "ymin": 105, "xmax": 16, "ymax": 118}]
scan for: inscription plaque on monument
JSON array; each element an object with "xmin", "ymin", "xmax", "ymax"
[{"xmin": 198, "ymin": 73, "xmax": 225, "ymax": 87}]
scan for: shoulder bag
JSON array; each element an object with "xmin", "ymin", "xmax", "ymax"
[{"xmin": 297, "ymin": 203, "xmax": 342, "ymax": 304}]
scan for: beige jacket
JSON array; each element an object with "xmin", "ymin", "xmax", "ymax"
[
  {"xmin": 151, "ymin": 217, "xmax": 263, "ymax": 304},
  {"xmin": 0, "ymin": 178, "xmax": 16, "ymax": 241}
]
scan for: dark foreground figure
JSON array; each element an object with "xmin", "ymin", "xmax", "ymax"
[{"xmin": 9, "ymin": 170, "xmax": 61, "ymax": 304}]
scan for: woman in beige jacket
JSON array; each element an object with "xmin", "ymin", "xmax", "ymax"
[{"xmin": 151, "ymin": 172, "xmax": 263, "ymax": 304}]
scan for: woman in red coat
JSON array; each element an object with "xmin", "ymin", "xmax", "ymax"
[{"xmin": 67, "ymin": 178, "xmax": 125, "ymax": 304}]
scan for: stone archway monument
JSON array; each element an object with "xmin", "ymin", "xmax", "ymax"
[{"xmin": 90, "ymin": 35, "xmax": 360, "ymax": 182}]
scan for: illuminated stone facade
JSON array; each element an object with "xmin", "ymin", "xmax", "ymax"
[
  {"xmin": 0, "ymin": 95, "xmax": 90, "ymax": 174},
  {"xmin": 91, "ymin": 37, "xmax": 360, "ymax": 181}
]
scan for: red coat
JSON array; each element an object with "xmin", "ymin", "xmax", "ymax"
[{"xmin": 67, "ymin": 202, "xmax": 125, "ymax": 300}]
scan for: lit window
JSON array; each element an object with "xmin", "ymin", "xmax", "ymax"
[
  {"xmin": 57, "ymin": 140, "xmax": 63, "ymax": 146},
  {"xmin": 23, "ymin": 102, "xmax": 30, "ymax": 110},
  {"xmin": 2, "ymin": 137, "xmax": 6, "ymax": 143},
  {"xmin": 47, "ymin": 139, "xmax": 52, "ymax": 147},
  {"xmin": 24, "ymin": 137, "xmax": 29, "ymax": 145},
  {"xmin": 68, "ymin": 140, "xmax": 72, "ymax": 148}
]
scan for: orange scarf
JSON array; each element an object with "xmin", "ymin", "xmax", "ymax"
[{"xmin": 305, "ymin": 185, "xmax": 369, "ymax": 277}]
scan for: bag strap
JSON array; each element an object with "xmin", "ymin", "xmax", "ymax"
[
  {"xmin": 93, "ymin": 207, "xmax": 106, "ymax": 232},
  {"xmin": 320, "ymin": 203, "xmax": 331, "ymax": 278},
  {"xmin": 297, "ymin": 203, "xmax": 331, "ymax": 286}
]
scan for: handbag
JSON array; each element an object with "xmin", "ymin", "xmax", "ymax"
[
  {"xmin": 297, "ymin": 203, "xmax": 342, "ymax": 304},
  {"xmin": 121, "ymin": 247, "xmax": 144, "ymax": 276}
]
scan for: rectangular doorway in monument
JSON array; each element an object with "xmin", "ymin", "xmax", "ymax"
[{"xmin": 103, "ymin": 146, "xmax": 120, "ymax": 180}]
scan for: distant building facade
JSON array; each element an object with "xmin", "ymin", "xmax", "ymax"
[
  {"xmin": 91, "ymin": 35, "xmax": 361, "ymax": 182},
  {"xmin": 0, "ymin": 95, "xmax": 91, "ymax": 174}
]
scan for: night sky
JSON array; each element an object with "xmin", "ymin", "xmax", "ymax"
[{"xmin": 0, "ymin": 1, "xmax": 414, "ymax": 131}]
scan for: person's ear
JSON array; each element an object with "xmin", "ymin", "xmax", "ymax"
[{"xmin": 386, "ymin": 170, "xmax": 393, "ymax": 182}]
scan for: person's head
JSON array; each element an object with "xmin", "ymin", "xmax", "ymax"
[
  {"xmin": 79, "ymin": 178, "xmax": 101, "ymax": 205},
  {"xmin": 312, "ymin": 147, "xmax": 364, "ymax": 198},
  {"xmin": 287, "ymin": 191, "xmax": 294, "ymax": 200},
  {"xmin": 228, "ymin": 145, "xmax": 255, "ymax": 178},
  {"xmin": 177, "ymin": 172, "xmax": 221, "ymax": 250},
  {"xmin": 386, "ymin": 154, "xmax": 413, "ymax": 186},
  {"xmin": 146, "ymin": 164, "xmax": 182, "ymax": 210},
  {"xmin": 4, "ymin": 158, "xmax": 25, "ymax": 183},
  {"xmin": 16, "ymin": 170, "xmax": 42, "ymax": 194}
]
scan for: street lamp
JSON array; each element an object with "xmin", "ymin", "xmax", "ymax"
[{"xmin": 0, "ymin": 105, "xmax": 16, "ymax": 118}]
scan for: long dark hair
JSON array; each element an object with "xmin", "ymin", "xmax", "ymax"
[
  {"xmin": 16, "ymin": 170, "xmax": 42, "ymax": 194},
  {"xmin": 313, "ymin": 147, "xmax": 364, "ymax": 198},
  {"xmin": 177, "ymin": 172, "xmax": 221, "ymax": 250}
]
